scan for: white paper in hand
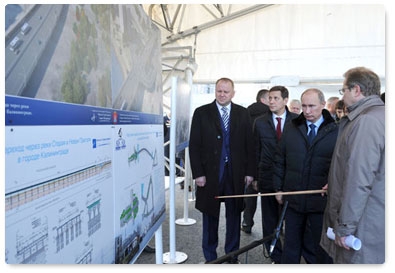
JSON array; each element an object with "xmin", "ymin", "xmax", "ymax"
[{"xmin": 326, "ymin": 227, "xmax": 361, "ymax": 251}]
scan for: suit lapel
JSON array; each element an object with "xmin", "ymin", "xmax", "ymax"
[
  {"xmin": 209, "ymin": 101, "xmax": 222, "ymax": 132},
  {"xmin": 229, "ymin": 103, "xmax": 239, "ymax": 136}
]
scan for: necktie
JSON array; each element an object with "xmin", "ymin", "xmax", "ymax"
[
  {"xmin": 222, "ymin": 106, "xmax": 229, "ymax": 131},
  {"xmin": 276, "ymin": 117, "xmax": 282, "ymax": 140},
  {"xmin": 308, "ymin": 124, "xmax": 316, "ymax": 144}
]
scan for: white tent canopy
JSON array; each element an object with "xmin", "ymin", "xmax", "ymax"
[{"xmin": 144, "ymin": 4, "xmax": 385, "ymax": 108}]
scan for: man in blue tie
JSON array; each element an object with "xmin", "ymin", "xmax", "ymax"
[
  {"xmin": 273, "ymin": 88, "xmax": 338, "ymax": 263},
  {"xmin": 189, "ymin": 77, "xmax": 255, "ymax": 263}
]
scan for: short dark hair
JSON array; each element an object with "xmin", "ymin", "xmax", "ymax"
[
  {"xmin": 256, "ymin": 89, "xmax": 269, "ymax": 102},
  {"xmin": 335, "ymin": 99, "xmax": 345, "ymax": 110},
  {"xmin": 269, "ymin": 85, "xmax": 289, "ymax": 99}
]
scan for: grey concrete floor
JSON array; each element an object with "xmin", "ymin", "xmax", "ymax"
[{"xmin": 134, "ymin": 183, "xmax": 273, "ymax": 264}]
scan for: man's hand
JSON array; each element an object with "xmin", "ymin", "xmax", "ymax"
[
  {"xmin": 335, "ymin": 235, "xmax": 350, "ymax": 250},
  {"xmin": 322, "ymin": 184, "xmax": 328, "ymax": 196},
  {"xmin": 244, "ymin": 176, "xmax": 254, "ymax": 187},
  {"xmin": 275, "ymin": 191, "xmax": 283, "ymax": 205},
  {"xmin": 251, "ymin": 180, "xmax": 259, "ymax": 192},
  {"xmin": 195, "ymin": 176, "xmax": 206, "ymax": 187}
]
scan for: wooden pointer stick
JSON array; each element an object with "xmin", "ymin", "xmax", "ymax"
[{"xmin": 215, "ymin": 189, "xmax": 326, "ymax": 199}]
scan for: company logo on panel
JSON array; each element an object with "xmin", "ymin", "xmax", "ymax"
[
  {"xmin": 112, "ymin": 111, "xmax": 118, "ymax": 124},
  {"xmin": 115, "ymin": 128, "xmax": 126, "ymax": 151}
]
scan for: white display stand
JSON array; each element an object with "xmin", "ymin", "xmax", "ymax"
[
  {"xmin": 162, "ymin": 77, "xmax": 188, "ymax": 264},
  {"xmin": 175, "ymin": 147, "xmax": 196, "ymax": 226},
  {"xmin": 155, "ymin": 225, "xmax": 163, "ymax": 264}
]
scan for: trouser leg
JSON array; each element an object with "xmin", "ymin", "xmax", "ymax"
[
  {"xmin": 308, "ymin": 213, "xmax": 333, "ymax": 264},
  {"xmin": 242, "ymin": 184, "xmax": 257, "ymax": 229},
  {"xmin": 261, "ymin": 195, "xmax": 282, "ymax": 263},
  {"xmin": 301, "ymin": 220, "xmax": 316, "ymax": 263},
  {"xmin": 224, "ymin": 197, "xmax": 241, "ymax": 256},
  {"xmin": 281, "ymin": 208, "xmax": 304, "ymax": 264},
  {"xmin": 202, "ymin": 213, "xmax": 219, "ymax": 262}
]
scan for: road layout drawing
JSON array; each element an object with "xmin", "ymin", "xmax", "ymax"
[{"xmin": 113, "ymin": 124, "xmax": 165, "ymax": 264}]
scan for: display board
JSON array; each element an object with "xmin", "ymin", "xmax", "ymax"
[
  {"xmin": 5, "ymin": 4, "xmax": 165, "ymax": 264},
  {"xmin": 112, "ymin": 124, "xmax": 165, "ymax": 264}
]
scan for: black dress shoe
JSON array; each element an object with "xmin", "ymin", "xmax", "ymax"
[{"xmin": 241, "ymin": 225, "xmax": 251, "ymax": 234}]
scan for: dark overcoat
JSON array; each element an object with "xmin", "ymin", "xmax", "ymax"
[
  {"xmin": 189, "ymin": 100, "xmax": 256, "ymax": 217},
  {"xmin": 272, "ymin": 109, "xmax": 338, "ymax": 213},
  {"xmin": 254, "ymin": 108, "xmax": 298, "ymax": 193}
]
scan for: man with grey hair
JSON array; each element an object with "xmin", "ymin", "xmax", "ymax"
[
  {"xmin": 273, "ymin": 88, "xmax": 338, "ymax": 263},
  {"xmin": 289, "ymin": 99, "xmax": 302, "ymax": 114},
  {"xmin": 320, "ymin": 67, "xmax": 385, "ymax": 263},
  {"xmin": 325, "ymin": 96, "xmax": 339, "ymax": 119}
]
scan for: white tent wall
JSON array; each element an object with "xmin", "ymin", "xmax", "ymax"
[
  {"xmin": 193, "ymin": 4, "xmax": 385, "ymax": 102},
  {"xmin": 194, "ymin": 4, "xmax": 385, "ymax": 79},
  {"xmin": 150, "ymin": 4, "xmax": 385, "ymax": 108}
]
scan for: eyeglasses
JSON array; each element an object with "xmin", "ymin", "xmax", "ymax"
[{"xmin": 338, "ymin": 85, "xmax": 354, "ymax": 95}]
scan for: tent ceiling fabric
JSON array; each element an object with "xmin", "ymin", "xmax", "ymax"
[
  {"xmin": 143, "ymin": 4, "xmax": 385, "ymax": 90},
  {"xmin": 144, "ymin": 4, "xmax": 272, "ymax": 46}
]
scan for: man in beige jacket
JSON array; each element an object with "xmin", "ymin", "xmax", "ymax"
[{"xmin": 320, "ymin": 67, "xmax": 385, "ymax": 263}]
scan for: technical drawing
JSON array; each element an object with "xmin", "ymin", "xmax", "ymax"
[
  {"xmin": 141, "ymin": 177, "xmax": 154, "ymax": 218},
  {"xmin": 114, "ymin": 232, "xmax": 141, "ymax": 264},
  {"xmin": 86, "ymin": 188, "xmax": 102, "ymax": 236},
  {"xmin": 119, "ymin": 189, "xmax": 139, "ymax": 227},
  {"xmin": 54, "ymin": 202, "xmax": 83, "ymax": 253},
  {"xmin": 75, "ymin": 241, "xmax": 93, "ymax": 264},
  {"xmin": 5, "ymin": 160, "xmax": 112, "ymax": 212},
  {"xmin": 14, "ymin": 216, "xmax": 49, "ymax": 264},
  {"xmin": 127, "ymin": 145, "xmax": 158, "ymax": 167}
]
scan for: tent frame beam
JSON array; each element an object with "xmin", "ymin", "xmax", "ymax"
[{"xmin": 148, "ymin": 4, "xmax": 273, "ymax": 46}]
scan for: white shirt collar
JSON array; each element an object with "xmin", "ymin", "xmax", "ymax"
[
  {"xmin": 272, "ymin": 111, "xmax": 286, "ymax": 122},
  {"xmin": 216, "ymin": 102, "xmax": 231, "ymax": 112},
  {"xmin": 307, "ymin": 115, "xmax": 324, "ymax": 129}
]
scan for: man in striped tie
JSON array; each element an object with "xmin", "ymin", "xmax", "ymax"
[{"xmin": 189, "ymin": 77, "xmax": 256, "ymax": 263}]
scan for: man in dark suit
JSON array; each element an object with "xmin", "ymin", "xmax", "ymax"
[
  {"xmin": 273, "ymin": 88, "xmax": 337, "ymax": 264},
  {"xmin": 254, "ymin": 85, "xmax": 298, "ymax": 263},
  {"xmin": 189, "ymin": 77, "xmax": 256, "ymax": 263},
  {"xmin": 241, "ymin": 89, "xmax": 270, "ymax": 234}
]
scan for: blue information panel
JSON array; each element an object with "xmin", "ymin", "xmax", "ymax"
[
  {"xmin": 5, "ymin": 4, "xmax": 165, "ymax": 264},
  {"xmin": 5, "ymin": 95, "xmax": 162, "ymax": 126}
]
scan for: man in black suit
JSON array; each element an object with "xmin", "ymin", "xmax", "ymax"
[
  {"xmin": 254, "ymin": 86, "xmax": 298, "ymax": 263},
  {"xmin": 241, "ymin": 89, "xmax": 270, "ymax": 234},
  {"xmin": 273, "ymin": 88, "xmax": 337, "ymax": 264},
  {"xmin": 189, "ymin": 77, "xmax": 256, "ymax": 263}
]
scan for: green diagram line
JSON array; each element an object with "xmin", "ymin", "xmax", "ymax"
[{"xmin": 127, "ymin": 145, "xmax": 157, "ymax": 166}]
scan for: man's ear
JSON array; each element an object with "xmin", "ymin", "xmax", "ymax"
[{"xmin": 353, "ymin": 84, "xmax": 363, "ymax": 98}]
